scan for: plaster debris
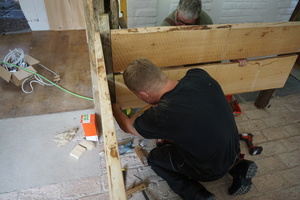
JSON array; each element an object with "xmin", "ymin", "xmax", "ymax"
[{"xmin": 53, "ymin": 127, "xmax": 79, "ymax": 147}]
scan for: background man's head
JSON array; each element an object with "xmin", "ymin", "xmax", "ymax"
[{"xmin": 176, "ymin": 0, "xmax": 202, "ymax": 25}]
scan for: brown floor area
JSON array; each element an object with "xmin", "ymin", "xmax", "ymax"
[{"xmin": 0, "ymin": 30, "xmax": 94, "ymax": 119}]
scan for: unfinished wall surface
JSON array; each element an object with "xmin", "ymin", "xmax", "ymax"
[
  {"xmin": 19, "ymin": 0, "xmax": 49, "ymax": 30},
  {"xmin": 127, "ymin": 0, "xmax": 299, "ymax": 28}
]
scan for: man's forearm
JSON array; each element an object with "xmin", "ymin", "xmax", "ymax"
[{"xmin": 112, "ymin": 104, "xmax": 142, "ymax": 137}]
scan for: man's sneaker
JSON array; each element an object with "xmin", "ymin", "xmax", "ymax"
[{"xmin": 228, "ymin": 159, "xmax": 258, "ymax": 195}]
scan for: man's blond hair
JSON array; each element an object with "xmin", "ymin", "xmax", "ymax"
[{"xmin": 123, "ymin": 59, "xmax": 167, "ymax": 94}]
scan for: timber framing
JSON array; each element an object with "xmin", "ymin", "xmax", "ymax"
[
  {"xmin": 115, "ymin": 55, "xmax": 298, "ymax": 109},
  {"xmin": 111, "ymin": 22, "xmax": 300, "ymax": 72},
  {"xmin": 111, "ymin": 22, "xmax": 300, "ymax": 110},
  {"xmin": 83, "ymin": 0, "xmax": 126, "ymax": 200},
  {"xmin": 83, "ymin": 1, "xmax": 300, "ymax": 198}
]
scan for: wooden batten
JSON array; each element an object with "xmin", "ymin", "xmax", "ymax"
[
  {"xmin": 83, "ymin": 0, "xmax": 126, "ymax": 199},
  {"xmin": 111, "ymin": 22, "xmax": 300, "ymax": 73},
  {"xmin": 115, "ymin": 55, "xmax": 298, "ymax": 109}
]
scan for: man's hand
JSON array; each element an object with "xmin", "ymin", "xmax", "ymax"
[
  {"xmin": 112, "ymin": 103, "xmax": 122, "ymax": 113},
  {"xmin": 236, "ymin": 58, "xmax": 248, "ymax": 67},
  {"xmin": 230, "ymin": 58, "xmax": 248, "ymax": 66}
]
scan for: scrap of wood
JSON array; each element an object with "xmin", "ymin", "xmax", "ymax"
[
  {"xmin": 70, "ymin": 144, "xmax": 86, "ymax": 159},
  {"xmin": 111, "ymin": 22, "xmax": 300, "ymax": 73},
  {"xmin": 115, "ymin": 55, "xmax": 298, "ymax": 109},
  {"xmin": 83, "ymin": 0, "xmax": 126, "ymax": 199},
  {"xmin": 126, "ymin": 183, "xmax": 146, "ymax": 198},
  {"xmin": 70, "ymin": 139, "xmax": 95, "ymax": 159},
  {"xmin": 134, "ymin": 146, "xmax": 148, "ymax": 165},
  {"xmin": 79, "ymin": 139, "xmax": 95, "ymax": 150}
]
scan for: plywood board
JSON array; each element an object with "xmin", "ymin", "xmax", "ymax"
[
  {"xmin": 44, "ymin": 0, "xmax": 86, "ymax": 30},
  {"xmin": 111, "ymin": 22, "xmax": 300, "ymax": 73},
  {"xmin": 115, "ymin": 55, "xmax": 297, "ymax": 109}
]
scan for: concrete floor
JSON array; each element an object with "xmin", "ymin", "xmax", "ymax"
[
  {"xmin": 0, "ymin": 72, "xmax": 299, "ymax": 199},
  {"xmin": 0, "ymin": 109, "xmax": 102, "ymax": 194}
]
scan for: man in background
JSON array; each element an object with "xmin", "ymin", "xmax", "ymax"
[
  {"xmin": 161, "ymin": 0, "xmax": 248, "ymax": 67},
  {"xmin": 161, "ymin": 0, "xmax": 213, "ymax": 26}
]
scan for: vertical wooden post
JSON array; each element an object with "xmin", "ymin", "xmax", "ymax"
[
  {"xmin": 290, "ymin": 1, "xmax": 300, "ymax": 65},
  {"xmin": 99, "ymin": 14, "xmax": 116, "ymax": 103},
  {"xmin": 254, "ymin": 89, "xmax": 275, "ymax": 109},
  {"xmin": 110, "ymin": 0, "xmax": 119, "ymax": 29},
  {"xmin": 83, "ymin": 0, "xmax": 126, "ymax": 199}
]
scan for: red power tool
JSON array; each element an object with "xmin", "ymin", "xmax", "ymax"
[{"xmin": 239, "ymin": 133, "xmax": 263, "ymax": 155}]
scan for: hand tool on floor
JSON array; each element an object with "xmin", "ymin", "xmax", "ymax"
[
  {"xmin": 122, "ymin": 168, "xmax": 127, "ymax": 187},
  {"xmin": 133, "ymin": 175, "xmax": 150, "ymax": 200},
  {"xmin": 239, "ymin": 133, "xmax": 263, "ymax": 155},
  {"xmin": 140, "ymin": 139, "xmax": 149, "ymax": 147},
  {"xmin": 125, "ymin": 175, "xmax": 148, "ymax": 199},
  {"xmin": 226, "ymin": 95, "xmax": 242, "ymax": 116},
  {"xmin": 126, "ymin": 182, "xmax": 147, "ymax": 199},
  {"xmin": 134, "ymin": 146, "xmax": 148, "ymax": 165}
]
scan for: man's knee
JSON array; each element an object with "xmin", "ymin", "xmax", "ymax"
[
  {"xmin": 148, "ymin": 146, "xmax": 173, "ymax": 166},
  {"xmin": 147, "ymin": 147, "xmax": 160, "ymax": 166}
]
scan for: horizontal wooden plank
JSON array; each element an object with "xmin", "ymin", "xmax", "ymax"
[
  {"xmin": 111, "ymin": 22, "xmax": 300, "ymax": 73},
  {"xmin": 115, "ymin": 55, "xmax": 297, "ymax": 109}
]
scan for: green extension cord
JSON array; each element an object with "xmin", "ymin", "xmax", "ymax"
[{"xmin": 0, "ymin": 61, "xmax": 93, "ymax": 101}]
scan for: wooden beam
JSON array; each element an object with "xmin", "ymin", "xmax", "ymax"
[
  {"xmin": 83, "ymin": 0, "xmax": 126, "ymax": 199},
  {"xmin": 111, "ymin": 22, "xmax": 300, "ymax": 73},
  {"xmin": 110, "ymin": 0, "xmax": 119, "ymax": 29},
  {"xmin": 115, "ymin": 55, "xmax": 298, "ymax": 109},
  {"xmin": 99, "ymin": 14, "xmax": 116, "ymax": 103}
]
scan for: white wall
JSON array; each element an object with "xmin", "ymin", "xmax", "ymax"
[
  {"xmin": 19, "ymin": 0, "xmax": 49, "ymax": 31},
  {"xmin": 127, "ymin": 0, "xmax": 299, "ymax": 28},
  {"xmin": 19, "ymin": 0, "xmax": 298, "ymax": 30}
]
